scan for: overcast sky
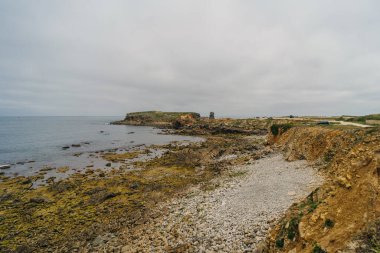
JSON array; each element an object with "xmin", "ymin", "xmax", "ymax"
[{"xmin": 0, "ymin": 0, "xmax": 379, "ymax": 117}]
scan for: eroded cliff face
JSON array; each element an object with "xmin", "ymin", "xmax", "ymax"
[{"xmin": 268, "ymin": 127, "xmax": 380, "ymax": 252}]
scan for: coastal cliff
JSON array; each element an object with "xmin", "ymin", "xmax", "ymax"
[{"xmin": 267, "ymin": 126, "xmax": 380, "ymax": 252}]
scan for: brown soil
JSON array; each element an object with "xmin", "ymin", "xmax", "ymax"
[{"xmin": 267, "ymin": 126, "xmax": 380, "ymax": 252}]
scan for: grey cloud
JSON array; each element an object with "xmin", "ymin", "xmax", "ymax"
[{"xmin": 0, "ymin": 0, "xmax": 379, "ymax": 117}]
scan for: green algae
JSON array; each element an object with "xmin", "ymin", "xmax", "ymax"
[
  {"xmin": 101, "ymin": 151, "xmax": 141, "ymax": 162},
  {"xmin": 0, "ymin": 134, "xmax": 264, "ymax": 252},
  {"xmin": 0, "ymin": 151, "xmax": 214, "ymax": 252}
]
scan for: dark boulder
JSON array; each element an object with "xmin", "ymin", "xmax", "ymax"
[
  {"xmin": 29, "ymin": 197, "xmax": 51, "ymax": 204},
  {"xmin": 0, "ymin": 164, "xmax": 11, "ymax": 170},
  {"xmin": 172, "ymin": 120, "xmax": 183, "ymax": 129}
]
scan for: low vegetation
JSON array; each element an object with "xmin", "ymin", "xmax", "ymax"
[
  {"xmin": 341, "ymin": 114, "xmax": 380, "ymax": 125},
  {"xmin": 101, "ymin": 151, "xmax": 141, "ymax": 162},
  {"xmin": 0, "ymin": 150, "xmax": 215, "ymax": 252},
  {"xmin": 270, "ymin": 123, "xmax": 293, "ymax": 136}
]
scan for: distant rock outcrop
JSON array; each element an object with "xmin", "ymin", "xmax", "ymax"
[
  {"xmin": 112, "ymin": 111, "xmax": 201, "ymax": 128},
  {"xmin": 0, "ymin": 164, "xmax": 11, "ymax": 170}
]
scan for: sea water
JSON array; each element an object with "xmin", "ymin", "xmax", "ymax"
[{"xmin": 0, "ymin": 116, "xmax": 201, "ymax": 177}]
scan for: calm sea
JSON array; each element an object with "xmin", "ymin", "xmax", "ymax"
[{"xmin": 0, "ymin": 116, "xmax": 200, "ymax": 177}]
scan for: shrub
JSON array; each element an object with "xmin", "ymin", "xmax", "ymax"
[
  {"xmin": 324, "ymin": 219, "xmax": 334, "ymax": 228},
  {"xmin": 312, "ymin": 244, "xmax": 327, "ymax": 253},
  {"xmin": 287, "ymin": 217, "xmax": 300, "ymax": 240},
  {"xmin": 323, "ymin": 150, "xmax": 335, "ymax": 163},
  {"xmin": 172, "ymin": 120, "xmax": 183, "ymax": 129},
  {"xmin": 270, "ymin": 124, "xmax": 293, "ymax": 136},
  {"xmin": 275, "ymin": 238, "xmax": 284, "ymax": 248},
  {"xmin": 357, "ymin": 220, "xmax": 380, "ymax": 253}
]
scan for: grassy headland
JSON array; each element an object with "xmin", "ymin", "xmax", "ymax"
[{"xmin": 112, "ymin": 111, "xmax": 201, "ymax": 128}]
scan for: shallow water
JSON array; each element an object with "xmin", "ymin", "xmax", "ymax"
[{"xmin": 0, "ymin": 116, "xmax": 202, "ymax": 177}]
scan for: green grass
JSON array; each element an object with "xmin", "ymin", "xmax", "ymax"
[
  {"xmin": 298, "ymin": 191, "xmax": 321, "ymax": 214},
  {"xmin": 287, "ymin": 216, "xmax": 300, "ymax": 240}
]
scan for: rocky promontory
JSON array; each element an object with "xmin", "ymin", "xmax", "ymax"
[
  {"xmin": 113, "ymin": 111, "xmax": 269, "ymax": 135},
  {"xmin": 112, "ymin": 111, "xmax": 201, "ymax": 128}
]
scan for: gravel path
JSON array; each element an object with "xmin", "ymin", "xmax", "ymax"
[{"xmin": 90, "ymin": 153, "xmax": 323, "ymax": 253}]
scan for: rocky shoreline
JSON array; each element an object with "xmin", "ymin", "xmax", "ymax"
[
  {"xmin": 1, "ymin": 113, "xmax": 379, "ymax": 252},
  {"xmin": 0, "ymin": 126, "xmax": 272, "ymax": 252},
  {"xmin": 87, "ymin": 154, "xmax": 323, "ymax": 253}
]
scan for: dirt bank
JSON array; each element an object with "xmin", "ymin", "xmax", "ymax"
[{"xmin": 267, "ymin": 126, "xmax": 380, "ymax": 252}]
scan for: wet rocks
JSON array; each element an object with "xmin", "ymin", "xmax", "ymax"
[
  {"xmin": 14, "ymin": 245, "xmax": 32, "ymax": 253},
  {"xmin": 56, "ymin": 167, "xmax": 69, "ymax": 173},
  {"xmin": 130, "ymin": 182, "xmax": 140, "ymax": 190},
  {"xmin": 0, "ymin": 193, "xmax": 13, "ymax": 202},
  {"xmin": 49, "ymin": 181, "xmax": 74, "ymax": 193},
  {"xmin": 40, "ymin": 167, "xmax": 54, "ymax": 172},
  {"xmin": 0, "ymin": 164, "xmax": 11, "ymax": 170},
  {"xmin": 29, "ymin": 197, "xmax": 51, "ymax": 204},
  {"xmin": 88, "ymin": 190, "xmax": 119, "ymax": 205}
]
